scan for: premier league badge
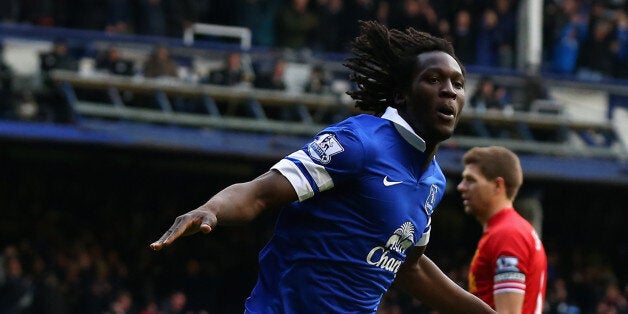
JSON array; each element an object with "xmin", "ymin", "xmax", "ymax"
[{"xmin": 308, "ymin": 133, "xmax": 344, "ymax": 164}]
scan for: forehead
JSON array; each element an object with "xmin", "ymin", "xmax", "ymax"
[
  {"xmin": 462, "ymin": 163, "xmax": 484, "ymax": 179},
  {"xmin": 415, "ymin": 51, "xmax": 463, "ymax": 75}
]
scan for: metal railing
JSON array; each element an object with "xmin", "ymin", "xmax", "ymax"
[{"xmin": 50, "ymin": 70, "xmax": 628, "ymax": 160}]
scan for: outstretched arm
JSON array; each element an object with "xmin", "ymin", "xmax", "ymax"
[
  {"xmin": 394, "ymin": 246, "xmax": 495, "ymax": 313},
  {"xmin": 150, "ymin": 170, "xmax": 297, "ymax": 251}
]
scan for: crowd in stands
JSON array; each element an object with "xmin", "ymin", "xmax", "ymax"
[
  {"xmin": 0, "ymin": 0, "xmax": 626, "ymax": 79},
  {"xmin": 0, "ymin": 1, "xmax": 623, "ymax": 146}
]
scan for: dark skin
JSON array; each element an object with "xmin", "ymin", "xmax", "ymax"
[
  {"xmin": 150, "ymin": 51, "xmax": 492, "ymax": 314},
  {"xmin": 396, "ymin": 51, "xmax": 466, "ymax": 169}
]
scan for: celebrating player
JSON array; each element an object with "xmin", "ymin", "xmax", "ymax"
[{"xmin": 151, "ymin": 21, "xmax": 494, "ymax": 313}]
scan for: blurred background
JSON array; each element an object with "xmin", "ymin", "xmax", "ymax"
[{"xmin": 0, "ymin": 0, "xmax": 627, "ymax": 313}]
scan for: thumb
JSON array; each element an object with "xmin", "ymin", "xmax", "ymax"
[
  {"xmin": 199, "ymin": 217, "xmax": 214, "ymax": 233},
  {"xmin": 199, "ymin": 223, "xmax": 212, "ymax": 233}
]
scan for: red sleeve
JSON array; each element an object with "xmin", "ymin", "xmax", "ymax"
[{"xmin": 484, "ymin": 228, "xmax": 529, "ymax": 295}]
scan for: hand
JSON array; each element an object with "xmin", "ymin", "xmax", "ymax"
[{"xmin": 149, "ymin": 208, "xmax": 217, "ymax": 251}]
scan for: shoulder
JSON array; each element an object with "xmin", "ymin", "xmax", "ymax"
[
  {"xmin": 305, "ymin": 115, "xmax": 387, "ymax": 167},
  {"xmin": 323, "ymin": 114, "xmax": 388, "ymax": 143},
  {"xmin": 486, "ymin": 211, "xmax": 538, "ymax": 249}
]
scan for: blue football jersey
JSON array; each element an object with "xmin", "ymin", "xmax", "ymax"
[{"xmin": 244, "ymin": 107, "xmax": 446, "ymax": 313}]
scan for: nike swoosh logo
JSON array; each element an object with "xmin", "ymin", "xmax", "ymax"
[{"xmin": 383, "ymin": 176, "xmax": 403, "ymax": 186}]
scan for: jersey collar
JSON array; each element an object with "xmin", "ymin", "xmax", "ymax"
[{"xmin": 381, "ymin": 107, "xmax": 426, "ymax": 152}]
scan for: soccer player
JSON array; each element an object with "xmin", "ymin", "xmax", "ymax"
[
  {"xmin": 150, "ymin": 21, "xmax": 494, "ymax": 313},
  {"xmin": 457, "ymin": 146, "xmax": 548, "ymax": 314}
]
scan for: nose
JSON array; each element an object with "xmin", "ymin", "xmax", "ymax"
[
  {"xmin": 439, "ymin": 80, "xmax": 457, "ymax": 100},
  {"xmin": 457, "ymin": 181, "xmax": 465, "ymax": 192}
]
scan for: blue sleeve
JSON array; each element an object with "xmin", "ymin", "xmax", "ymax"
[{"xmin": 271, "ymin": 125, "xmax": 366, "ymax": 201}]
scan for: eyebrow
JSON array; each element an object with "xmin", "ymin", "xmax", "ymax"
[{"xmin": 421, "ymin": 67, "xmax": 464, "ymax": 79}]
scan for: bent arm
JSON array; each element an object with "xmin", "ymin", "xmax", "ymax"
[
  {"xmin": 150, "ymin": 170, "xmax": 296, "ymax": 250},
  {"xmin": 208, "ymin": 170, "xmax": 297, "ymax": 223},
  {"xmin": 394, "ymin": 247, "xmax": 495, "ymax": 314}
]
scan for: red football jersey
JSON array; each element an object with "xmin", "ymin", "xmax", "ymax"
[{"xmin": 468, "ymin": 208, "xmax": 547, "ymax": 314}]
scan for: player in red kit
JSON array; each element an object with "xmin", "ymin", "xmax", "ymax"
[{"xmin": 458, "ymin": 146, "xmax": 547, "ymax": 314}]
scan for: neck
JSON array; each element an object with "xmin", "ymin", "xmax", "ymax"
[
  {"xmin": 478, "ymin": 200, "xmax": 513, "ymax": 230},
  {"xmin": 422, "ymin": 143, "xmax": 438, "ymax": 171}
]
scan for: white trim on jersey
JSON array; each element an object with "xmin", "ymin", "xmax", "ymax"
[
  {"xmin": 416, "ymin": 229, "xmax": 431, "ymax": 246},
  {"xmin": 416, "ymin": 216, "xmax": 431, "ymax": 246},
  {"xmin": 272, "ymin": 150, "xmax": 334, "ymax": 202},
  {"xmin": 272, "ymin": 159, "xmax": 315, "ymax": 201},
  {"xmin": 381, "ymin": 107, "xmax": 426, "ymax": 152}
]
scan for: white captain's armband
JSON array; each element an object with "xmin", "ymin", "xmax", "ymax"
[{"xmin": 493, "ymin": 255, "xmax": 526, "ymax": 294}]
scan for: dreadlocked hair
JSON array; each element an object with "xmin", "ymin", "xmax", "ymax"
[{"xmin": 344, "ymin": 20, "xmax": 464, "ymax": 115}]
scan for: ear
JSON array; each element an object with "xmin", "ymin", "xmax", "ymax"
[
  {"xmin": 393, "ymin": 93, "xmax": 406, "ymax": 109},
  {"xmin": 494, "ymin": 177, "xmax": 506, "ymax": 195}
]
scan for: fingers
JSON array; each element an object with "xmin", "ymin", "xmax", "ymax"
[
  {"xmin": 149, "ymin": 212, "xmax": 216, "ymax": 251},
  {"xmin": 150, "ymin": 216, "xmax": 187, "ymax": 251}
]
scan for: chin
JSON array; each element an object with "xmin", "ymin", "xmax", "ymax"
[{"xmin": 433, "ymin": 130, "xmax": 454, "ymax": 143}]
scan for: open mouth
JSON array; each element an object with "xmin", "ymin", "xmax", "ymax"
[{"xmin": 437, "ymin": 106, "xmax": 456, "ymax": 120}]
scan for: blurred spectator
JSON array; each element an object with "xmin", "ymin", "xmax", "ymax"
[
  {"xmin": 37, "ymin": 38, "xmax": 78, "ymax": 123},
  {"xmin": 469, "ymin": 76, "xmax": 504, "ymax": 113},
  {"xmin": 552, "ymin": 14, "xmax": 587, "ymax": 74},
  {"xmin": 596, "ymin": 283, "xmax": 628, "ymax": 314},
  {"xmin": 105, "ymin": 0, "xmax": 131, "ymax": 34},
  {"xmin": 518, "ymin": 75, "xmax": 551, "ymax": 112},
  {"xmin": 612, "ymin": 9, "xmax": 628, "ymax": 79},
  {"xmin": 0, "ymin": 43, "xmax": 15, "ymax": 120},
  {"xmin": 452, "ymin": 9, "xmax": 476, "ymax": 64},
  {"xmin": 388, "ymin": 0, "xmax": 438, "ymax": 35},
  {"xmin": 235, "ymin": 0, "xmax": 281, "ymax": 47},
  {"xmin": 96, "ymin": 47, "xmax": 135, "ymax": 76},
  {"xmin": 437, "ymin": 17, "xmax": 454, "ymax": 43},
  {"xmin": 475, "ymin": 8, "xmax": 501, "ymax": 67},
  {"xmin": 344, "ymin": 0, "xmax": 379, "ymax": 40},
  {"xmin": 139, "ymin": 300, "xmax": 161, "ymax": 314},
  {"xmin": 577, "ymin": 19, "xmax": 616, "ymax": 80},
  {"xmin": 468, "ymin": 76, "xmax": 511, "ymax": 138},
  {"xmin": 39, "ymin": 38, "xmax": 79, "ymax": 74},
  {"xmin": 160, "ymin": 290, "xmax": 187, "ymax": 314},
  {"xmin": 142, "ymin": 45, "xmax": 179, "ymax": 78},
  {"xmin": 494, "ymin": 0, "xmax": 516, "ymax": 68},
  {"xmin": 207, "ymin": 52, "xmax": 253, "ymax": 86},
  {"xmin": 303, "ymin": 64, "xmax": 331, "ymax": 94},
  {"xmin": 314, "ymin": 0, "xmax": 352, "ymax": 52},
  {"xmin": 105, "ymin": 290, "xmax": 134, "ymax": 314},
  {"xmin": 275, "ymin": 0, "xmax": 319, "ymax": 49},
  {"xmin": 546, "ymin": 278, "xmax": 582, "ymax": 314},
  {"xmin": 253, "ymin": 58, "xmax": 286, "ymax": 90},
  {"xmin": 136, "ymin": 0, "xmax": 168, "ymax": 36},
  {"xmin": 0, "ymin": 248, "xmax": 34, "ymax": 313}
]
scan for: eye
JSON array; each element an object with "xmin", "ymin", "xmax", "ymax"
[
  {"xmin": 428, "ymin": 76, "xmax": 440, "ymax": 84},
  {"xmin": 453, "ymin": 81, "xmax": 465, "ymax": 89}
]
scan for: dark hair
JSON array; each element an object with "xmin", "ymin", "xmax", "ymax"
[
  {"xmin": 344, "ymin": 20, "xmax": 464, "ymax": 115},
  {"xmin": 462, "ymin": 146, "xmax": 523, "ymax": 200}
]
